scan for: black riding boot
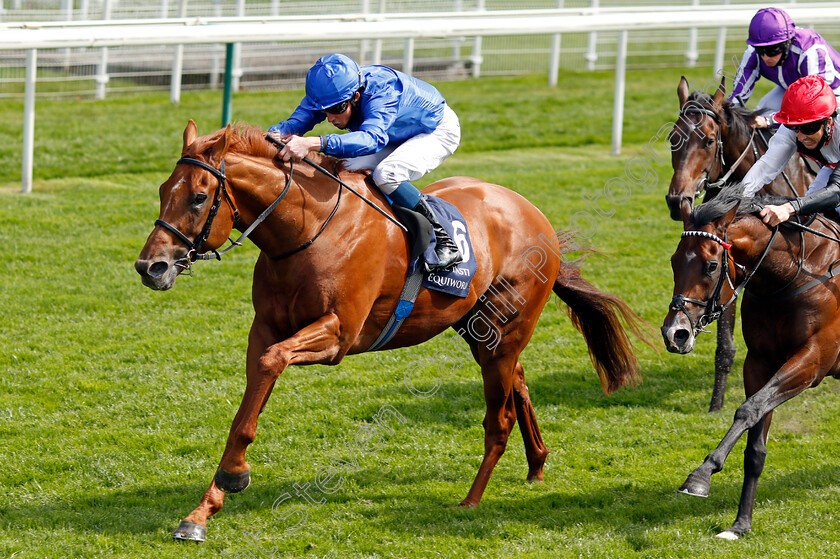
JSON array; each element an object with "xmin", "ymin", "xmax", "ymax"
[{"xmin": 412, "ymin": 195, "xmax": 463, "ymax": 272}]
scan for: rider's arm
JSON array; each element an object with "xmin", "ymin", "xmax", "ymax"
[
  {"xmin": 797, "ymin": 42, "xmax": 840, "ymax": 97},
  {"xmin": 728, "ymin": 47, "xmax": 760, "ymax": 105},
  {"xmin": 268, "ymin": 103, "xmax": 325, "ymax": 136},
  {"xmin": 740, "ymin": 127, "xmax": 798, "ymax": 197},
  {"xmin": 321, "ymin": 88, "xmax": 398, "ymax": 158},
  {"xmin": 791, "ymin": 166, "xmax": 840, "ymax": 215}
]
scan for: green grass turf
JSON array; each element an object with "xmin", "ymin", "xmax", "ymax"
[{"xmin": 3, "ymin": 66, "xmax": 840, "ymax": 558}]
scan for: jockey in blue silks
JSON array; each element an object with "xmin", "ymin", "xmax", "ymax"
[
  {"xmin": 268, "ymin": 53, "xmax": 463, "ymax": 271},
  {"xmin": 730, "ymin": 7, "xmax": 840, "ymax": 129}
]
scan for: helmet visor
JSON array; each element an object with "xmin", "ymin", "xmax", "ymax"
[
  {"xmin": 788, "ymin": 118, "xmax": 827, "ymax": 135},
  {"xmin": 755, "ymin": 42, "xmax": 786, "ymax": 57},
  {"xmin": 324, "ymin": 99, "xmax": 350, "ymax": 115}
]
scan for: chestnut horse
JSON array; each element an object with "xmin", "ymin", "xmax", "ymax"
[
  {"xmin": 662, "ymin": 186, "xmax": 840, "ymax": 539},
  {"xmin": 666, "ymin": 77, "xmax": 812, "ymax": 413},
  {"xmin": 135, "ymin": 121, "xmax": 646, "ymax": 542}
]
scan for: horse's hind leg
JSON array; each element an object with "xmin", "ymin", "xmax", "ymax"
[
  {"xmin": 512, "ymin": 361, "xmax": 549, "ymax": 482},
  {"xmin": 460, "ymin": 351, "xmax": 518, "ymax": 507}
]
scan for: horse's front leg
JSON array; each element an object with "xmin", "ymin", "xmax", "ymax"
[
  {"xmin": 679, "ymin": 346, "xmax": 820, "ymax": 500},
  {"xmin": 174, "ymin": 313, "xmax": 343, "ymax": 542},
  {"xmin": 716, "ymin": 410, "xmax": 773, "ymax": 540},
  {"xmin": 709, "ymin": 303, "xmax": 737, "ymax": 413}
]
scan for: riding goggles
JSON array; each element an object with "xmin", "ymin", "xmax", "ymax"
[
  {"xmin": 324, "ymin": 99, "xmax": 350, "ymax": 114},
  {"xmin": 788, "ymin": 118, "xmax": 827, "ymax": 135},
  {"xmin": 755, "ymin": 43, "xmax": 786, "ymax": 57}
]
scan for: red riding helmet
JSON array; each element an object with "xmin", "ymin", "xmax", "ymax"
[{"xmin": 775, "ymin": 75, "xmax": 837, "ymax": 125}]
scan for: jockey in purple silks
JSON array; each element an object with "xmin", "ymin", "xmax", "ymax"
[{"xmin": 729, "ymin": 7, "xmax": 840, "ymax": 129}]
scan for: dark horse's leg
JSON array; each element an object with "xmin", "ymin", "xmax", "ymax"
[
  {"xmin": 717, "ymin": 411, "xmax": 773, "ymax": 540},
  {"xmin": 679, "ymin": 350, "xmax": 820, "ymax": 538},
  {"xmin": 710, "ymin": 303, "xmax": 737, "ymax": 413},
  {"xmin": 174, "ymin": 313, "xmax": 342, "ymax": 541}
]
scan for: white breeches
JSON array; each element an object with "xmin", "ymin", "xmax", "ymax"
[
  {"xmin": 341, "ymin": 104, "xmax": 461, "ymax": 195},
  {"xmin": 756, "ymin": 85, "xmax": 786, "ymax": 115}
]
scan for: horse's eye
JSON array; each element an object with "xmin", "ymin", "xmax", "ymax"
[
  {"xmin": 706, "ymin": 261, "xmax": 718, "ymax": 274},
  {"xmin": 705, "ymin": 138, "xmax": 715, "ymax": 149},
  {"xmin": 192, "ymin": 193, "xmax": 208, "ymax": 206}
]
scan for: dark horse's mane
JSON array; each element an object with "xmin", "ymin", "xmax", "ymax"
[{"xmin": 689, "ymin": 184, "xmax": 793, "ymax": 227}]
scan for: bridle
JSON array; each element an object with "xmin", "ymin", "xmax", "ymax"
[
  {"xmin": 154, "ymin": 156, "xmax": 293, "ymax": 273},
  {"xmin": 153, "ymin": 134, "xmax": 408, "ymax": 273},
  {"xmin": 669, "ymin": 227, "xmax": 776, "ymax": 337},
  {"xmin": 678, "ymin": 104, "xmax": 756, "ymax": 198}
]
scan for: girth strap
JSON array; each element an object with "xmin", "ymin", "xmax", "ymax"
[{"xmin": 367, "ymin": 266, "xmax": 425, "ymax": 352}]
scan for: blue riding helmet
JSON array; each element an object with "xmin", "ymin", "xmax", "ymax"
[{"xmin": 301, "ymin": 54, "xmax": 363, "ymax": 111}]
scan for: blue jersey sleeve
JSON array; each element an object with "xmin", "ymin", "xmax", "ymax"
[
  {"xmin": 268, "ymin": 101, "xmax": 326, "ymax": 136},
  {"xmin": 322, "ymin": 86, "xmax": 400, "ymax": 158}
]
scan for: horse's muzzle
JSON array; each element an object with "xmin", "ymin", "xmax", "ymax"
[
  {"xmin": 665, "ymin": 193, "xmax": 693, "ymax": 222},
  {"xmin": 134, "ymin": 257, "xmax": 178, "ymax": 290},
  {"xmin": 661, "ymin": 312, "xmax": 696, "ymax": 354}
]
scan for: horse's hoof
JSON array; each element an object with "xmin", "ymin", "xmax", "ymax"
[
  {"xmin": 172, "ymin": 520, "xmax": 206, "ymax": 542},
  {"xmin": 677, "ymin": 471, "xmax": 710, "ymax": 498},
  {"xmin": 715, "ymin": 530, "xmax": 739, "ymax": 541},
  {"xmin": 215, "ymin": 467, "xmax": 251, "ymax": 493}
]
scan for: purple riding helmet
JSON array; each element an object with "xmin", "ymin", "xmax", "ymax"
[{"xmin": 747, "ymin": 7, "xmax": 795, "ymax": 46}]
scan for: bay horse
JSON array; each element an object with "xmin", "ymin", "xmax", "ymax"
[
  {"xmin": 134, "ymin": 120, "xmax": 646, "ymax": 542},
  {"xmin": 666, "ymin": 76, "xmax": 812, "ymax": 413},
  {"xmin": 661, "ymin": 185, "xmax": 840, "ymax": 539}
]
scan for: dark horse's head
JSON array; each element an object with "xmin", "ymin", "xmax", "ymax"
[
  {"xmin": 666, "ymin": 76, "xmax": 761, "ymax": 222},
  {"xmin": 661, "ymin": 186, "xmax": 775, "ymax": 353},
  {"xmin": 662, "ymin": 187, "xmax": 745, "ymax": 353}
]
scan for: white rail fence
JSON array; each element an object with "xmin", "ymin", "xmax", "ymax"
[{"xmin": 5, "ymin": 3, "xmax": 840, "ymax": 192}]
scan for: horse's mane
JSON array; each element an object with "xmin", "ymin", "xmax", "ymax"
[
  {"xmin": 689, "ymin": 184, "xmax": 793, "ymax": 226},
  {"xmin": 687, "ymin": 90, "xmax": 760, "ymax": 142}
]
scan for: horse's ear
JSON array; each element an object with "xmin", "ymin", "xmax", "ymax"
[
  {"xmin": 678, "ymin": 76, "xmax": 690, "ymax": 108},
  {"xmin": 717, "ymin": 201, "xmax": 741, "ymax": 232},
  {"xmin": 712, "ymin": 77, "xmax": 726, "ymax": 107},
  {"xmin": 208, "ymin": 124, "xmax": 232, "ymax": 166},
  {"xmin": 182, "ymin": 119, "xmax": 198, "ymax": 153},
  {"xmin": 680, "ymin": 204, "xmax": 693, "ymax": 229}
]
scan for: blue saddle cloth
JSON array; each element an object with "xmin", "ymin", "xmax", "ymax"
[{"xmin": 414, "ymin": 196, "xmax": 477, "ymax": 298}]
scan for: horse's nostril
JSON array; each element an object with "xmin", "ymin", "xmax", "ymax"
[
  {"xmin": 149, "ymin": 261, "xmax": 169, "ymax": 278},
  {"xmin": 673, "ymin": 329, "xmax": 690, "ymax": 343}
]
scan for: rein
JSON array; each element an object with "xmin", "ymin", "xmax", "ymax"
[
  {"xmin": 155, "ymin": 133, "xmax": 409, "ymax": 269},
  {"xmin": 264, "ymin": 134, "xmax": 407, "ymax": 233}
]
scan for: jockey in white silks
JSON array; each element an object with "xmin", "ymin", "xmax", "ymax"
[{"xmin": 741, "ymin": 75, "xmax": 840, "ymax": 226}]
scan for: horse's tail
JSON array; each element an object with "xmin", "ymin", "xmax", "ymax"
[{"xmin": 552, "ymin": 263, "xmax": 645, "ymax": 395}]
